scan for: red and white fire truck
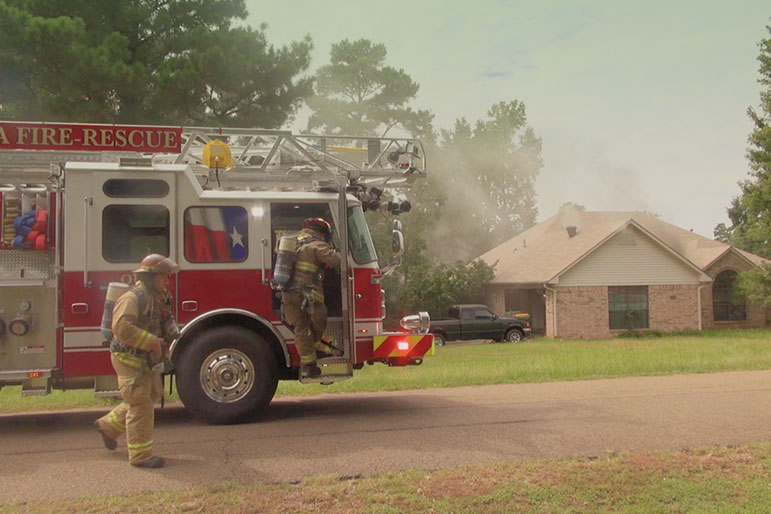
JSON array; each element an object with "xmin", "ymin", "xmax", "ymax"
[{"xmin": 0, "ymin": 120, "xmax": 434, "ymax": 424}]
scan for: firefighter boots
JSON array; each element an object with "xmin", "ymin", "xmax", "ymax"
[
  {"xmin": 301, "ymin": 363, "xmax": 322, "ymax": 378},
  {"xmin": 131, "ymin": 455, "xmax": 165, "ymax": 468},
  {"xmin": 94, "ymin": 420, "xmax": 117, "ymax": 451}
]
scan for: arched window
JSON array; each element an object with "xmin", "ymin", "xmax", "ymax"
[{"xmin": 713, "ymin": 270, "xmax": 746, "ymax": 321}]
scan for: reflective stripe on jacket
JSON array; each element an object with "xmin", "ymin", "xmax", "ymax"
[
  {"xmin": 291, "ymin": 228, "xmax": 341, "ymax": 301},
  {"xmin": 111, "ymin": 282, "xmax": 164, "ymax": 368}
]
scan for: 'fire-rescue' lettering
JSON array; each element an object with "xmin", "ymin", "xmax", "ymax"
[{"xmin": 0, "ymin": 122, "xmax": 182, "ymax": 153}]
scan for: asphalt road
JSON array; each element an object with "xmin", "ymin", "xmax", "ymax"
[{"xmin": 1, "ymin": 370, "xmax": 769, "ymax": 505}]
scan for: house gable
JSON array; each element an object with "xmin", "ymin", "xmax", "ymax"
[
  {"xmin": 705, "ymin": 248, "xmax": 759, "ymax": 277},
  {"xmin": 556, "ymin": 224, "xmax": 707, "ymax": 286}
]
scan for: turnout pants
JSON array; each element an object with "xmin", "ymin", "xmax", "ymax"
[
  {"xmin": 96, "ymin": 354, "xmax": 162, "ymax": 464},
  {"xmin": 282, "ymin": 291, "xmax": 328, "ymax": 365}
]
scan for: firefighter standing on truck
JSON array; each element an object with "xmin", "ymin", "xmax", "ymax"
[
  {"xmin": 282, "ymin": 217, "xmax": 342, "ymax": 378},
  {"xmin": 94, "ymin": 254, "xmax": 179, "ymax": 468}
]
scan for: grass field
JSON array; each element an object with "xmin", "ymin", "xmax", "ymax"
[
  {"xmin": 2, "ymin": 442, "xmax": 769, "ymax": 513},
  {"xmin": 2, "ymin": 328, "xmax": 770, "ymax": 413}
]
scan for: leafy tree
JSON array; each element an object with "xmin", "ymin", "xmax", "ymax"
[
  {"xmin": 0, "ymin": 0, "xmax": 312, "ymax": 126},
  {"xmin": 307, "ymin": 38, "xmax": 433, "ymax": 140},
  {"xmin": 713, "ymin": 220, "xmax": 732, "ymax": 243},
  {"xmin": 428, "ymin": 100, "xmax": 542, "ymax": 261},
  {"xmin": 382, "ymin": 258, "xmax": 496, "ymax": 327},
  {"xmin": 718, "ymin": 21, "xmax": 771, "ymax": 257},
  {"xmin": 737, "ymin": 264, "xmax": 771, "ymax": 306}
]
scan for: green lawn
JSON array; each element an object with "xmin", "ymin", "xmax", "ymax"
[{"xmin": 2, "ymin": 328, "xmax": 770, "ymax": 414}]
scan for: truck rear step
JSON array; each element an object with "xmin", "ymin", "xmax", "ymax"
[
  {"xmin": 21, "ymin": 376, "xmax": 51, "ymax": 396},
  {"xmin": 299, "ymin": 357, "xmax": 353, "ymax": 385}
]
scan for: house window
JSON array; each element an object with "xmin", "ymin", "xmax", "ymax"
[
  {"xmin": 713, "ymin": 270, "xmax": 746, "ymax": 321},
  {"xmin": 608, "ymin": 286, "xmax": 649, "ymax": 329}
]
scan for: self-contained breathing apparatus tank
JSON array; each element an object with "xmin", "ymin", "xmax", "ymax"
[
  {"xmin": 100, "ymin": 282, "xmax": 129, "ymax": 344},
  {"xmin": 272, "ymin": 234, "xmax": 298, "ymax": 289}
]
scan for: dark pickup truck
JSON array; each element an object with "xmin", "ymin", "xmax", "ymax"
[{"xmin": 430, "ymin": 304, "xmax": 531, "ymax": 346}]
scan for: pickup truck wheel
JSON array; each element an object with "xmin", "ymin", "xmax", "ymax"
[
  {"xmin": 504, "ymin": 328, "xmax": 524, "ymax": 343},
  {"xmin": 434, "ymin": 333, "xmax": 446, "ymax": 347},
  {"xmin": 176, "ymin": 326, "xmax": 278, "ymax": 425}
]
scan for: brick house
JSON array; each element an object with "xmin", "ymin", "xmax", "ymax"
[{"xmin": 476, "ymin": 209, "xmax": 768, "ymax": 339}]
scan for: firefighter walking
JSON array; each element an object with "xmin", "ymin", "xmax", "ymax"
[
  {"xmin": 94, "ymin": 254, "xmax": 180, "ymax": 468},
  {"xmin": 281, "ymin": 217, "xmax": 342, "ymax": 378}
]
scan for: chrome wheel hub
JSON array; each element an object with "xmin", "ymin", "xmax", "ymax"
[{"xmin": 200, "ymin": 348, "xmax": 255, "ymax": 403}]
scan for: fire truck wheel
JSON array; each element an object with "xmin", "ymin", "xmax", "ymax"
[{"xmin": 176, "ymin": 326, "xmax": 278, "ymax": 425}]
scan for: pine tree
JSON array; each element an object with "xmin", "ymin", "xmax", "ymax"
[{"xmin": 0, "ymin": 0, "xmax": 312, "ymax": 127}]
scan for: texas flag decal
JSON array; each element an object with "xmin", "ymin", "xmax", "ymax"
[{"xmin": 184, "ymin": 206, "xmax": 248, "ymax": 262}]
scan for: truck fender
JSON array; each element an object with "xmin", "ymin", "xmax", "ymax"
[{"xmin": 171, "ymin": 308, "xmax": 290, "ymax": 367}]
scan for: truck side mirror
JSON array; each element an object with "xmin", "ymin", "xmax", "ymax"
[
  {"xmin": 392, "ymin": 229, "xmax": 405, "ymax": 258},
  {"xmin": 374, "ymin": 223, "xmax": 405, "ymax": 281}
]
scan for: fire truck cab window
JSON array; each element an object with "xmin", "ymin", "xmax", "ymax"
[
  {"xmin": 102, "ymin": 205, "xmax": 169, "ymax": 262},
  {"xmin": 184, "ymin": 206, "xmax": 248, "ymax": 263},
  {"xmin": 347, "ymin": 206, "xmax": 378, "ymax": 264},
  {"xmin": 103, "ymin": 179, "xmax": 169, "ymax": 198},
  {"xmin": 269, "ymin": 203, "xmax": 336, "ymax": 246},
  {"xmin": 269, "ymin": 202, "xmax": 341, "ymax": 316}
]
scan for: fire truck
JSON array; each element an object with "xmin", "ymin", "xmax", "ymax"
[{"xmin": 0, "ymin": 120, "xmax": 434, "ymax": 424}]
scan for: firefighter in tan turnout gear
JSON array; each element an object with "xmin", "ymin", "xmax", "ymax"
[
  {"xmin": 95, "ymin": 254, "xmax": 179, "ymax": 468},
  {"xmin": 282, "ymin": 218, "xmax": 342, "ymax": 378}
]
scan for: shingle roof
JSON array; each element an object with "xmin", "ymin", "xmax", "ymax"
[{"xmin": 477, "ymin": 209, "xmax": 762, "ymax": 285}]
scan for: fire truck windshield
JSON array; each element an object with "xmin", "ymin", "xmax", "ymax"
[{"xmin": 347, "ymin": 206, "xmax": 378, "ymax": 264}]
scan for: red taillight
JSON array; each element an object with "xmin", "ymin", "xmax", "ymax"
[{"xmin": 27, "ymin": 371, "xmax": 43, "ymax": 378}]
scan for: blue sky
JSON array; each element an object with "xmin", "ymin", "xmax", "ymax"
[{"xmin": 247, "ymin": 1, "xmax": 770, "ymax": 238}]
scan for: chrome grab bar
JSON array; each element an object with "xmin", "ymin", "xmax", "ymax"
[
  {"xmin": 261, "ymin": 238, "xmax": 269, "ymax": 285},
  {"xmin": 83, "ymin": 196, "xmax": 93, "ymax": 288}
]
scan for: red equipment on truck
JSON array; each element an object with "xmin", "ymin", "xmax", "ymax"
[{"xmin": 0, "ymin": 121, "xmax": 434, "ymax": 424}]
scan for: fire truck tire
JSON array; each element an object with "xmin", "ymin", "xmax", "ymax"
[{"xmin": 176, "ymin": 326, "xmax": 278, "ymax": 425}]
